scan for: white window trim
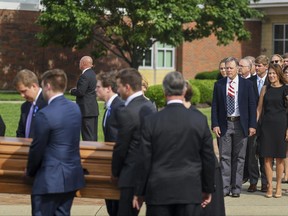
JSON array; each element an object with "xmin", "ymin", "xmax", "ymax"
[
  {"xmin": 139, "ymin": 42, "xmax": 175, "ymax": 69},
  {"xmin": 273, "ymin": 23, "xmax": 288, "ymax": 54}
]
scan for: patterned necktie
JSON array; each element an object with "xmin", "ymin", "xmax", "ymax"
[
  {"xmin": 25, "ymin": 103, "xmax": 34, "ymax": 138},
  {"xmin": 227, "ymin": 81, "xmax": 235, "ymax": 115},
  {"xmin": 258, "ymin": 79, "xmax": 263, "ymax": 95}
]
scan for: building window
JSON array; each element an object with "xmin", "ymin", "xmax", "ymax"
[
  {"xmin": 139, "ymin": 42, "xmax": 175, "ymax": 69},
  {"xmin": 273, "ymin": 24, "xmax": 288, "ymax": 54}
]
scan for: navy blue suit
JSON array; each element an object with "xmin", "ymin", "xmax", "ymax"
[
  {"xmin": 211, "ymin": 75, "xmax": 256, "ymax": 195},
  {"xmin": 27, "ymin": 95, "xmax": 85, "ymax": 215},
  {"xmin": 211, "ymin": 76, "xmax": 257, "ymax": 137},
  {"xmin": 103, "ymin": 96, "xmax": 124, "ymax": 216},
  {"xmin": 16, "ymin": 92, "xmax": 47, "ymax": 138}
]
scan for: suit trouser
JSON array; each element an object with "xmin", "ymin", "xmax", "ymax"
[
  {"xmin": 219, "ymin": 120, "xmax": 247, "ymax": 194},
  {"xmin": 248, "ymin": 135, "xmax": 267, "ymax": 185},
  {"xmin": 31, "ymin": 191, "xmax": 76, "ymax": 216},
  {"xmin": 81, "ymin": 116, "xmax": 98, "ymax": 141},
  {"xmin": 105, "ymin": 199, "xmax": 119, "ymax": 216},
  {"xmin": 118, "ymin": 187, "xmax": 139, "ymax": 216},
  {"xmin": 147, "ymin": 203, "xmax": 201, "ymax": 216},
  {"xmin": 201, "ymin": 166, "xmax": 225, "ymax": 216}
]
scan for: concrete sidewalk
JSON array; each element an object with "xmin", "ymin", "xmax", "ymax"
[{"xmin": 1, "ymin": 181, "xmax": 288, "ymax": 216}]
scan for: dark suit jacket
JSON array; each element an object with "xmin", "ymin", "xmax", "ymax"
[
  {"xmin": 211, "ymin": 75, "xmax": 257, "ymax": 137},
  {"xmin": 71, "ymin": 68, "xmax": 99, "ymax": 117},
  {"xmin": 248, "ymin": 74, "xmax": 269, "ymax": 105},
  {"xmin": 16, "ymin": 92, "xmax": 47, "ymax": 138},
  {"xmin": 0, "ymin": 115, "xmax": 5, "ymax": 136},
  {"xmin": 103, "ymin": 96, "xmax": 124, "ymax": 142},
  {"xmin": 112, "ymin": 95, "xmax": 156, "ymax": 188},
  {"xmin": 26, "ymin": 95, "xmax": 85, "ymax": 195},
  {"xmin": 135, "ymin": 103, "xmax": 215, "ymax": 205}
]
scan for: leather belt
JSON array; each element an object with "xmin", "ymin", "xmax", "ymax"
[{"xmin": 227, "ymin": 116, "xmax": 240, "ymax": 122}]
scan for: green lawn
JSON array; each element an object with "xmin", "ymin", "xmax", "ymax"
[
  {"xmin": 0, "ymin": 100, "xmax": 212, "ymax": 140},
  {"xmin": 0, "ymin": 101, "xmax": 105, "ymax": 141}
]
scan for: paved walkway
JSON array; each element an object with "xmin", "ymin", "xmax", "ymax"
[{"xmin": 1, "ymin": 180, "xmax": 288, "ymax": 216}]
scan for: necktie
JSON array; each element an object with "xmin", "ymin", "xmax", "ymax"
[
  {"xmin": 227, "ymin": 81, "xmax": 235, "ymax": 115},
  {"xmin": 258, "ymin": 79, "xmax": 263, "ymax": 95},
  {"xmin": 103, "ymin": 106, "xmax": 111, "ymax": 128},
  {"xmin": 25, "ymin": 103, "xmax": 34, "ymax": 138}
]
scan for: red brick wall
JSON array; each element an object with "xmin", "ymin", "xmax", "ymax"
[
  {"xmin": 178, "ymin": 21, "xmax": 262, "ymax": 79},
  {"xmin": 0, "ymin": 10, "xmax": 128, "ymax": 90}
]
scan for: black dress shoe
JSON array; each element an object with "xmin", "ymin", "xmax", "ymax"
[
  {"xmin": 247, "ymin": 184, "xmax": 257, "ymax": 192},
  {"xmin": 224, "ymin": 192, "xmax": 230, "ymax": 197},
  {"xmin": 261, "ymin": 184, "xmax": 268, "ymax": 192},
  {"xmin": 231, "ymin": 193, "xmax": 240, "ymax": 198}
]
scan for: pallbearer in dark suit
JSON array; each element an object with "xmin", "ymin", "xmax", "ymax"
[
  {"xmin": 96, "ymin": 71, "xmax": 124, "ymax": 216},
  {"xmin": 26, "ymin": 69, "xmax": 85, "ymax": 216},
  {"xmin": 133, "ymin": 72, "xmax": 215, "ymax": 216},
  {"xmin": 183, "ymin": 81, "xmax": 225, "ymax": 216},
  {"xmin": 70, "ymin": 56, "xmax": 99, "ymax": 141},
  {"xmin": 13, "ymin": 69, "xmax": 47, "ymax": 138},
  {"xmin": 112, "ymin": 68, "xmax": 156, "ymax": 216},
  {"xmin": 211, "ymin": 57, "xmax": 257, "ymax": 197}
]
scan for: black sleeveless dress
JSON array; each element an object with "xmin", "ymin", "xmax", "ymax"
[{"xmin": 259, "ymin": 85, "xmax": 288, "ymax": 158}]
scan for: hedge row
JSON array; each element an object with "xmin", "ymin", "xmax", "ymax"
[
  {"xmin": 194, "ymin": 70, "xmax": 219, "ymax": 80},
  {"xmin": 145, "ymin": 79, "xmax": 216, "ymax": 108}
]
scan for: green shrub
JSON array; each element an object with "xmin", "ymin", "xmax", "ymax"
[
  {"xmin": 190, "ymin": 79, "xmax": 216, "ymax": 105},
  {"xmin": 188, "ymin": 82, "xmax": 200, "ymax": 105},
  {"xmin": 145, "ymin": 82, "xmax": 201, "ymax": 108},
  {"xmin": 145, "ymin": 84, "xmax": 165, "ymax": 108},
  {"xmin": 195, "ymin": 70, "xmax": 219, "ymax": 80}
]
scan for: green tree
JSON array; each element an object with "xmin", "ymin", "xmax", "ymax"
[{"xmin": 37, "ymin": 0, "xmax": 262, "ymax": 69}]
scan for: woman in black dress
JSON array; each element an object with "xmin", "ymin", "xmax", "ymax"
[{"xmin": 257, "ymin": 63, "xmax": 288, "ymax": 198}]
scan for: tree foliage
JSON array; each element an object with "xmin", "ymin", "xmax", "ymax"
[{"xmin": 37, "ymin": 0, "xmax": 262, "ymax": 68}]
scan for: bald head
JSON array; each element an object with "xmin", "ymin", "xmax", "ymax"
[{"xmin": 79, "ymin": 56, "xmax": 93, "ymax": 71}]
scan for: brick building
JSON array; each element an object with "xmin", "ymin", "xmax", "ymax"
[{"xmin": 0, "ymin": 0, "xmax": 286, "ymax": 89}]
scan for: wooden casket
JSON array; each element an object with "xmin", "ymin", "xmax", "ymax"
[{"xmin": 0, "ymin": 137, "xmax": 120, "ymax": 199}]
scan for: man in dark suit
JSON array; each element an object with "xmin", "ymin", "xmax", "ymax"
[
  {"xmin": 246, "ymin": 55, "xmax": 269, "ymax": 193},
  {"xmin": 133, "ymin": 71, "xmax": 215, "ymax": 216},
  {"xmin": 0, "ymin": 115, "xmax": 5, "ymax": 136},
  {"xmin": 26, "ymin": 69, "xmax": 85, "ymax": 215},
  {"xmin": 13, "ymin": 69, "xmax": 47, "ymax": 138},
  {"xmin": 112, "ymin": 68, "xmax": 156, "ymax": 216},
  {"xmin": 96, "ymin": 71, "xmax": 124, "ymax": 216},
  {"xmin": 211, "ymin": 57, "xmax": 257, "ymax": 197},
  {"xmin": 70, "ymin": 56, "xmax": 99, "ymax": 141}
]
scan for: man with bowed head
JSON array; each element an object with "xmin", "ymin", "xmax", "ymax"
[
  {"xmin": 133, "ymin": 71, "xmax": 215, "ymax": 216},
  {"xmin": 212, "ymin": 57, "xmax": 257, "ymax": 197},
  {"xmin": 13, "ymin": 69, "xmax": 47, "ymax": 138},
  {"xmin": 26, "ymin": 69, "xmax": 85, "ymax": 215},
  {"xmin": 111, "ymin": 68, "xmax": 156, "ymax": 216}
]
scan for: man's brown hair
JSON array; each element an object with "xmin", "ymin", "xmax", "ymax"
[{"xmin": 41, "ymin": 69, "xmax": 67, "ymax": 93}]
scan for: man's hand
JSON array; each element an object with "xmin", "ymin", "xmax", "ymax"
[
  {"xmin": 110, "ymin": 175, "xmax": 118, "ymax": 185},
  {"xmin": 132, "ymin": 196, "xmax": 143, "ymax": 210},
  {"xmin": 212, "ymin": 126, "xmax": 221, "ymax": 138},
  {"xmin": 285, "ymin": 129, "xmax": 288, "ymax": 141},
  {"xmin": 23, "ymin": 168, "xmax": 33, "ymax": 185},
  {"xmin": 69, "ymin": 87, "xmax": 76, "ymax": 94},
  {"xmin": 201, "ymin": 193, "xmax": 212, "ymax": 208},
  {"xmin": 248, "ymin": 128, "xmax": 256, "ymax": 137}
]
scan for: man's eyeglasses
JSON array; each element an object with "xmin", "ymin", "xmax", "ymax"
[{"xmin": 271, "ymin": 60, "xmax": 280, "ymax": 64}]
